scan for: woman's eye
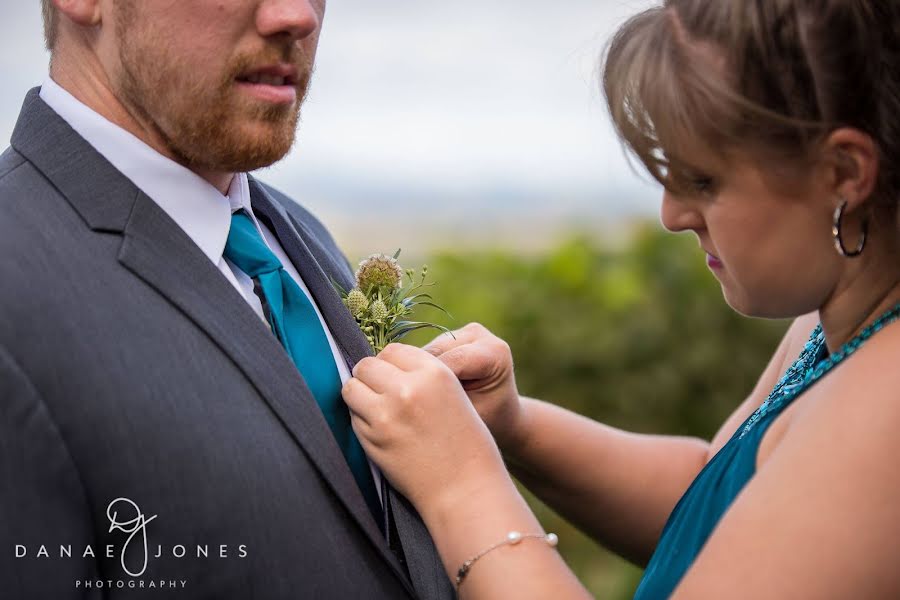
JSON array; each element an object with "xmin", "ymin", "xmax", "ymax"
[{"xmin": 691, "ymin": 177, "xmax": 715, "ymax": 194}]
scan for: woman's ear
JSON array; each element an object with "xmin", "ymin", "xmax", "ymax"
[
  {"xmin": 52, "ymin": 0, "xmax": 102, "ymax": 28},
  {"xmin": 822, "ymin": 128, "xmax": 880, "ymax": 213}
]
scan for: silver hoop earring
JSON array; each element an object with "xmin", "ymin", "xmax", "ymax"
[{"xmin": 832, "ymin": 199, "xmax": 868, "ymax": 258}]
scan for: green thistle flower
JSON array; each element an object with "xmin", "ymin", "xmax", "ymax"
[
  {"xmin": 334, "ymin": 249, "xmax": 454, "ymax": 353},
  {"xmin": 369, "ymin": 299, "xmax": 388, "ymax": 322},
  {"xmin": 356, "ymin": 254, "xmax": 404, "ymax": 293},
  {"xmin": 345, "ymin": 289, "xmax": 369, "ymax": 317}
]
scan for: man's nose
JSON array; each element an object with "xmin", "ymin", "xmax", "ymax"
[
  {"xmin": 256, "ymin": 0, "xmax": 321, "ymax": 40},
  {"xmin": 659, "ymin": 190, "xmax": 704, "ymax": 233}
]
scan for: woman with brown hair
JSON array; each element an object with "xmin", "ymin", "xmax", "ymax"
[{"xmin": 341, "ymin": 1, "xmax": 900, "ymax": 598}]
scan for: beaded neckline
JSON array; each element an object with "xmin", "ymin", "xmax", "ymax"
[{"xmin": 739, "ymin": 302, "xmax": 900, "ymax": 439}]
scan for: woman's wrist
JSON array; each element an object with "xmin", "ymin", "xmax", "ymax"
[
  {"xmin": 416, "ymin": 465, "xmax": 549, "ymax": 592},
  {"xmin": 419, "ymin": 461, "xmax": 520, "ymax": 531},
  {"xmin": 498, "ymin": 395, "xmax": 536, "ymax": 463}
]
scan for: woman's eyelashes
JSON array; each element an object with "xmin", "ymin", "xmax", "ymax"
[
  {"xmin": 664, "ymin": 167, "xmax": 718, "ymax": 198},
  {"xmin": 689, "ymin": 176, "xmax": 717, "ymax": 196}
]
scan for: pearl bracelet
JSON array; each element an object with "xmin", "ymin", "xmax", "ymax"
[{"xmin": 455, "ymin": 530, "xmax": 559, "ymax": 588}]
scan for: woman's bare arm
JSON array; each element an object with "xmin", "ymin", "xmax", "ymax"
[{"xmin": 502, "ymin": 314, "xmax": 817, "ymax": 565}]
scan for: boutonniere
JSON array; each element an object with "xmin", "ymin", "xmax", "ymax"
[{"xmin": 335, "ymin": 250, "xmax": 453, "ymax": 353}]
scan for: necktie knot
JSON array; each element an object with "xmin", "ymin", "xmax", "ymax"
[{"xmin": 223, "ymin": 211, "xmax": 282, "ymax": 278}]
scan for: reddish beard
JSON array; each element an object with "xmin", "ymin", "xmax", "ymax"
[{"xmin": 115, "ymin": 8, "xmax": 313, "ymax": 174}]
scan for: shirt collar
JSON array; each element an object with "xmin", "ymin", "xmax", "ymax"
[
  {"xmin": 39, "ymin": 76, "xmax": 246, "ymax": 266},
  {"xmin": 225, "ymin": 171, "xmax": 272, "ymax": 247}
]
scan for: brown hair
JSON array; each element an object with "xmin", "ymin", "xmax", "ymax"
[
  {"xmin": 41, "ymin": 0, "xmax": 57, "ymax": 51},
  {"xmin": 603, "ymin": 0, "xmax": 900, "ymax": 207}
]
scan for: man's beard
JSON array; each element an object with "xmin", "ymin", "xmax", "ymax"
[{"xmin": 115, "ymin": 9, "xmax": 311, "ymax": 174}]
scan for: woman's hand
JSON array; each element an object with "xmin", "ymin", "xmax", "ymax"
[
  {"xmin": 344, "ymin": 343, "xmax": 590, "ymax": 599},
  {"xmin": 423, "ymin": 323, "xmax": 526, "ymax": 452},
  {"xmin": 342, "ymin": 343, "xmax": 512, "ymax": 518}
]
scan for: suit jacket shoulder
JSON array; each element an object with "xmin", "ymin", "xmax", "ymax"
[
  {"xmin": 0, "ymin": 146, "xmax": 27, "ymax": 181},
  {"xmin": 0, "ymin": 146, "xmax": 48, "ymax": 228}
]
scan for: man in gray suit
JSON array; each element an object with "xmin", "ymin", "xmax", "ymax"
[{"xmin": 0, "ymin": 1, "xmax": 455, "ymax": 598}]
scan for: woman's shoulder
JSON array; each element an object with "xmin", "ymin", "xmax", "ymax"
[
  {"xmin": 783, "ymin": 314, "xmax": 900, "ymax": 458},
  {"xmin": 811, "ymin": 314, "xmax": 900, "ymax": 410}
]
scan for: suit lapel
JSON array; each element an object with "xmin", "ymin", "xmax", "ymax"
[
  {"xmin": 248, "ymin": 181, "xmax": 372, "ymax": 365},
  {"xmin": 11, "ymin": 89, "xmax": 417, "ymax": 599},
  {"xmin": 250, "ymin": 180, "xmax": 455, "ymax": 599}
]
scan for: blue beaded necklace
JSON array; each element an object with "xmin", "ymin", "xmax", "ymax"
[{"xmin": 740, "ymin": 302, "xmax": 900, "ymax": 439}]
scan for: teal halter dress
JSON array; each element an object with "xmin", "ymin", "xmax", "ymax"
[{"xmin": 633, "ymin": 304, "xmax": 900, "ymax": 599}]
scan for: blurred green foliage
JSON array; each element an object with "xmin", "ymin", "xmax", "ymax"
[{"xmin": 405, "ymin": 225, "xmax": 789, "ymax": 598}]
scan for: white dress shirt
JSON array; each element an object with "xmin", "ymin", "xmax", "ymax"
[{"xmin": 40, "ymin": 77, "xmax": 382, "ymax": 500}]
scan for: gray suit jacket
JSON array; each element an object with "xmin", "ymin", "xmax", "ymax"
[{"xmin": 0, "ymin": 88, "xmax": 455, "ymax": 600}]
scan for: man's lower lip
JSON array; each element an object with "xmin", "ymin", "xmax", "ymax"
[
  {"xmin": 707, "ymin": 254, "xmax": 723, "ymax": 269},
  {"xmin": 235, "ymin": 81, "xmax": 297, "ymax": 104}
]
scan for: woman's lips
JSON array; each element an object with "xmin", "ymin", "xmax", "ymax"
[{"xmin": 706, "ymin": 253, "xmax": 723, "ymax": 270}]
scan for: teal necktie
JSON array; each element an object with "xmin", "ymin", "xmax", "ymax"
[{"xmin": 224, "ymin": 211, "xmax": 382, "ymax": 523}]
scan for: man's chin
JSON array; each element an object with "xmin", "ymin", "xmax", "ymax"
[{"xmin": 183, "ymin": 122, "xmax": 298, "ymax": 173}]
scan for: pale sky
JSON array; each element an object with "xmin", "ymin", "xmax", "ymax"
[{"xmin": 0, "ymin": 1, "xmax": 661, "ymax": 251}]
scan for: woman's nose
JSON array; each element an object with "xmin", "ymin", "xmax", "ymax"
[{"xmin": 660, "ymin": 190, "xmax": 704, "ymax": 233}]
